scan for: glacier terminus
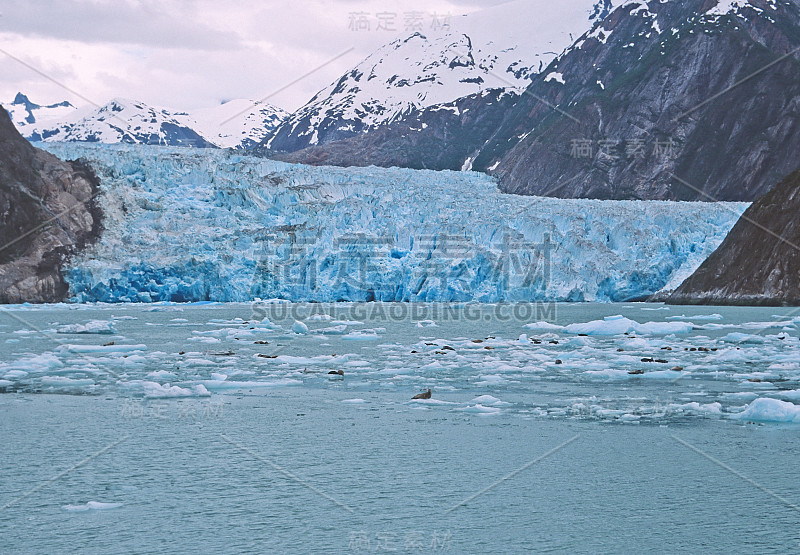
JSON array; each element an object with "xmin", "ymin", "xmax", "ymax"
[{"xmin": 38, "ymin": 142, "xmax": 747, "ymax": 304}]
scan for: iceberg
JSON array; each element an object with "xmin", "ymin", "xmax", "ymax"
[
  {"xmin": 562, "ymin": 315, "xmax": 694, "ymax": 336},
  {"xmin": 56, "ymin": 320, "xmax": 117, "ymax": 334},
  {"xmin": 733, "ymin": 398, "xmax": 800, "ymax": 423},
  {"xmin": 36, "ymin": 143, "xmax": 747, "ymax": 303}
]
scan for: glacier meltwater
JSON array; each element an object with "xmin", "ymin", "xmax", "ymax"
[{"xmin": 38, "ymin": 143, "xmax": 747, "ymax": 303}]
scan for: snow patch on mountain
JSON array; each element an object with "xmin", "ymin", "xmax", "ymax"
[{"xmin": 188, "ymin": 100, "xmax": 288, "ymax": 149}]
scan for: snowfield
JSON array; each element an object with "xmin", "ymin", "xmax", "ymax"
[{"xmin": 37, "ymin": 142, "xmax": 747, "ymax": 303}]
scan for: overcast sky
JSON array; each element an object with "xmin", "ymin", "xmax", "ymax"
[{"xmin": 0, "ymin": 0, "xmax": 511, "ymax": 112}]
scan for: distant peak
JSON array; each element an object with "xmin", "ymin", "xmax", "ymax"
[{"xmin": 12, "ymin": 92, "xmax": 34, "ymax": 107}]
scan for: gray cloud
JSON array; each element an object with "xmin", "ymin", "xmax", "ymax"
[{"xmin": 0, "ymin": 0, "xmax": 242, "ymax": 50}]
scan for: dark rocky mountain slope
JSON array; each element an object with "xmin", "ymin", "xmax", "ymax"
[
  {"xmin": 0, "ymin": 106, "xmax": 102, "ymax": 303},
  {"xmin": 273, "ymin": 89, "xmax": 518, "ymax": 170},
  {"xmin": 668, "ymin": 165, "xmax": 800, "ymax": 305},
  {"xmin": 274, "ymin": 0, "xmax": 800, "ymax": 202}
]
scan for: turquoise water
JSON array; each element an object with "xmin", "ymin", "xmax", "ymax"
[{"xmin": 1, "ymin": 302, "xmax": 799, "ymax": 552}]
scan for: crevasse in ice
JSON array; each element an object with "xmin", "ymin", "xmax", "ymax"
[{"xmin": 37, "ymin": 143, "xmax": 748, "ymax": 303}]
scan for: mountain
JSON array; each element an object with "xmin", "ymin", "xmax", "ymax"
[
  {"xmin": 23, "ymin": 98, "xmax": 217, "ymax": 147},
  {"xmin": 8, "ymin": 95, "xmax": 287, "ymax": 149},
  {"xmin": 668, "ymin": 166, "xmax": 800, "ymax": 305},
  {"xmin": 4, "ymin": 93, "xmax": 76, "ymax": 136},
  {"xmin": 276, "ymin": 0, "xmax": 800, "ymax": 203},
  {"xmin": 189, "ymin": 99, "xmax": 288, "ymax": 149},
  {"xmin": 274, "ymin": 88, "xmax": 519, "ymax": 170},
  {"xmin": 263, "ymin": 0, "xmax": 613, "ymax": 153},
  {"xmin": 472, "ymin": 0, "xmax": 800, "ymax": 201},
  {"xmin": 0, "ymin": 105, "xmax": 102, "ymax": 303}
]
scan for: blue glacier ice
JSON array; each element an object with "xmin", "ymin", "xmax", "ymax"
[{"xmin": 37, "ymin": 142, "xmax": 748, "ymax": 303}]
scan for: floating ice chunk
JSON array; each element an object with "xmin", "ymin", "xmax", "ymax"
[
  {"xmin": 417, "ymin": 320, "xmax": 438, "ymax": 328},
  {"xmin": 475, "ymin": 374, "xmax": 509, "ymax": 386},
  {"xmin": 1, "ymin": 353, "xmax": 63, "ymax": 374},
  {"xmin": 342, "ymin": 330, "xmax": 381, "ymax": 340},
  {"xmin": 314, "ymin": 325, "xmax": 348, "ymax": 335},
  {"xmin": 584, "ymin": 369, "xmax": 630, "ymax": 379},
  {"xmin": 59, "ymin": 344, "xmax": 147, "ymax": 354},
  {"xmin": 146, "ymin": 370, "xmax": 177, "ymax": 380},
  {"xmin": 57, "ymin": 320, "xmax": 117, "ymax": 334},
  {"xmin": 720, "ymin": 333, "xmax": 765, "ymax": 344},
  {"xmin": 253, "ymin": 317, "xmax": 281, "ymax": 329},
  {"xmin": 565, "ymin": 315, "xmax": 635, "ymax": 335},
  {"xmin": 408, "ymin": 398, "xmax": 455, "ymax": 405},
  {"xmin": 470, "ymin": 395, "xmax": 508, "ymax": 406},
  {"xmin": 188, "ymin": 336, "xmax": 221, "ymax": 344},
  {"xmin": 734, "ymin": 398, "xmax": 800, "ymax": 423},
  {"xmin": 667, "ymin": 402, "xmax": 722, "ymax": 415},
  {"xmin": 3, "ymin": 370, "xmax": 28, "ymax": 379},
  {"xmin": 342, "ymin": 398, "xmax": 367, "ymax": 404},
  {"xmin": 524, "ymin": 321, "xmax": 564, "ymax": 331},
  {"xmin": 722, "ymin": 392, "xmax": 759, "ymax": 402},
  {"xmin": 210, "ymin": 373, "xmax": 228, "ymax": 381},
  {"xmin": 666, "ymin": 314, "xmax": 723, "ymax": 321},
  {"xmin": 273, "ymin": 354, "xmax": 340, "ymax": 365},
  {"xmin": 564, "ymin": 315, "xmax": 692, "ymax": 336},
  {"xmin": 0, "ymin": 379, "xmax": 13, "ymax": 387},
  {"xmin": 307, "ymin": 314, "xmax": 333, "ymax": 321},
  {"xmin": 41, "ymin": 377, "xmax": 97, "ymax": 388},
  {"xmin": 63, "ymin": 501, "xmax": 122, "ymax": 512},
  {"xmin": 460, "ymin": 404, "xmax": 502, "ymax": 415},
  {"xmin": 142, "ymin": 382, "xmax": 211, "ymax": 398},
  {"xmin": 198, "ymin": 378, "xmax": 302, "ymax": 390},
  {"xmin": 292, "ymin": 320, "xmax": 309, "ymax": 334},
  {"xmin": 777, "ymin": 390, "xmax": 800, "ymax": 402}
]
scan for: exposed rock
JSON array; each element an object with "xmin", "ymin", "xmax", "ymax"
[
  {"xmin": 476, "ymin": 0, "xmax": 800, "ymax": 201},
  {"xmin": 0, "ymin": 106, "xmax": 102, "ymax": 303},
  {"xmin": 270, "ymin": 89, "xmax": 517, "ymax": 171},
  {"xmin": 276, "ymin": 0, "xmax": 800, "ymax": 202},
  {"xmin": 668, "ymin": 166, "xmax": 800, "ymax": 305}
]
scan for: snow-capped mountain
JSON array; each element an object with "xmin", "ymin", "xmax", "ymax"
[
  {"xmin": 22, "ymin": 98, "xmax": 216, "ymax": 147},
  {"xmin": 277, "ymin": 0, "xmax": 800, "ymax": 202},
  {"xmin": 3, "ymin": 93, "xmax": 77, "ymax": 137},
  {"xmin": 5, "ymin": 95, "xmax": 288, "ymax": 149},
  {"xmin": 189, "ymin": 99, "xmax": 288, "ymax": 149},
  {"xmin": 472, "ymin": 0, "xmax": 800, "ymax": 201},
  {"xmin": 264, "ymin": 0, "xmax": 615, "ymax": 152}
]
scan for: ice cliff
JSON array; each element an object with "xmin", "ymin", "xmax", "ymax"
[{"xmin": 36, "ymin": 143, "xmax": 747, "ymax": 303}]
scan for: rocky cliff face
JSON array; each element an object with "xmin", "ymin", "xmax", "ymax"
[
  {"xmin": 668, "ymin": 166, "xmax": 800, "ymax": 305},
  {"xmin": 0, "ymin": 106, "xmax": 102, "ymax": 303},
  {"xmin": 277, "ymin": 0, "xmax": 800, "ymax": 202},
  {"xmin": 476, "ymin": 0, "xmax": 800, "ymax": 201}
]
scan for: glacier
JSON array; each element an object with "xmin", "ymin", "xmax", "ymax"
[{"xmin": 36, "ymin": 142, "xmax": 747, "ymax": 303}]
